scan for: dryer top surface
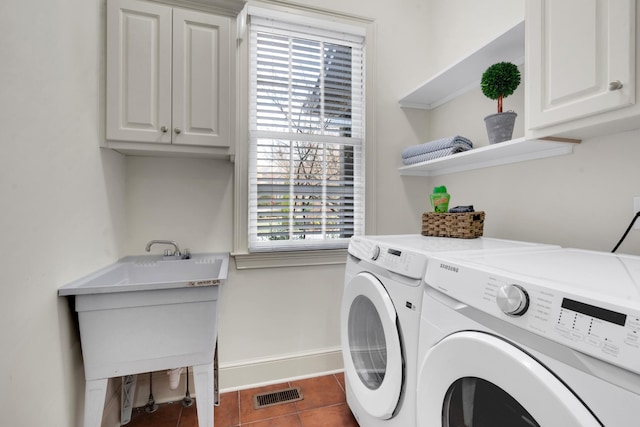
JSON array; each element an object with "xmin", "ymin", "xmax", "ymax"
[
  {"xmin": 357, "ymin": 234, "xmax": 555, "ymax": 254},
  {"xmin": 436, "ymin": 248, "xmax": 640, "ymax": 301}
]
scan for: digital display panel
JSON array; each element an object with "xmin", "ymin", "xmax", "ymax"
[
  {"xmin": 387, "ymin": 249, "xmax": 401, "ymax": 257},
  {"xmin": 561, "ymin": 298, "xmax": 627, "ymax": 326}
]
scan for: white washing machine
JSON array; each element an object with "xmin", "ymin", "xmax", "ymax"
[
  {"xmin": 417, "ymin": 247, "xmax": 640, "ymax": 426},
  {"xmin": 341, "ymin": 235, "xmax": 556, "ymax": 427}
]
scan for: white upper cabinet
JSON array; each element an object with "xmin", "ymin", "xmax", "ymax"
[
  {"xmin": 172, "ymin": 8, "xmax": 230, "ymax": 148},
  {"xmin": 526, "ymin": 0, "xmax": 637, "ymax": 138},
  {"xmin": 106, "ymin": 0, "xmax": 232, "ymax": 158},
  {"xmin": 106, "ymin": 0, "xmax": 172, "ymax": 144}
]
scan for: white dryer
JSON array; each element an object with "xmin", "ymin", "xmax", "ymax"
[
  {"xmin": 341, "ymin": 235, "xmax": 556, "ymax": 427},
  {"xmin": 417, "ymin": 248, "xmax": 640, "ymax": 426}
]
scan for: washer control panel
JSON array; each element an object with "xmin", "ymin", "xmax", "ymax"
[
  {"xmin": 425, "ymin": 255, "xmax": 640, "ymax": 375},
  {"xmin": 348, "ymin": 237, "xmax": 428, "ymax": 280}
]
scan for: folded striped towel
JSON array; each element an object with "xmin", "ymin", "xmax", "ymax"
[
  {"xmin": 402, "ymin": 147, "xmax": 467, "ymax": 165},
  {"xmin": 401, "ymin": 135, "xmax": 473, "ymax": 159}
]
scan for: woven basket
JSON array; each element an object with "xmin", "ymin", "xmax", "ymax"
[{"xmin": 421, "ymin": 211, "xmax": 485, "ymax": 239}]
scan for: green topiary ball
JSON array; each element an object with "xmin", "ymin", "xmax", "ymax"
[{"xmin": 481, "ymin": 62, "xmax": 521, "ymax": 100}]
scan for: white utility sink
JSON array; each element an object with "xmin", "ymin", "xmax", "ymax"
[
  {"xmin": 58, "ymin": 252, "xmax": 228, "ymax": 295},
  {"xmin": 59, "ymin": 252, "xmax": 229, "ymax": 427}
]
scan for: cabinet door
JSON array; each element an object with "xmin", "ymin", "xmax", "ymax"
[
  {"xmin": 106, "ymin": 0, "xmax": 172, "ymax": 143},
  {"xmin": 172, "ymin": 9, "xmax": 230, "ymax": 147},
  {"xmin": 526, "ymin": 0, "xmax": 635, "ymax": 130}
]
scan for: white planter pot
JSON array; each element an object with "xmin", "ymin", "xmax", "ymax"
[{"xmin": 484, "ymin": 111, "xmax": 517, "ymax": 144}]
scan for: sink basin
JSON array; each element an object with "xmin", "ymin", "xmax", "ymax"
[
  {"xmin": 58, "ymin": 252, "xmax": 229, "ymax": 427},
  {"xmin": 58, "ymin": 252, "xmax": 229, "ymax": 295}
]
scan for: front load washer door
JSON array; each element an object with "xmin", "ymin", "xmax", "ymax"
[
  {"xmin": 341, "ymin": 272, "xmax": 403, "ymax": 420},
  {"xmin": 417, "ymin": 331, "xmax": 602, "ymax": 427}
]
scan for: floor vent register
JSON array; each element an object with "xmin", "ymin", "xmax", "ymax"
[{"xmin": 253, "ymin": 386, "xmax": 304, "ymax": 409}]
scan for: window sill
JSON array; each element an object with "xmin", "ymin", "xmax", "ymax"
[{"xmin": 232, "ymin": 249, "xmax": 348, "ymax": 269}]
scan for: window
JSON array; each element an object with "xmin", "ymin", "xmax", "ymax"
[{"xmin": 248, "ymin": 12, "xmax": 366, "ymax": 252}]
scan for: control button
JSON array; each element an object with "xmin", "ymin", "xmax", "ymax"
[
  {"xmin": 624, "ymin": 339, "xmax": 640, "ymax": 348},
  {"xmin": 586, "ymin": 337, "xmax": 602, "ymax": 347},
  {"xmin": 625, "ymin": 333, "xmax": 639, "ymax": 344},
  {"xmin": 496, "ymin": 284, "xmax": 530, "ymax": 316},
  {"xmin": 369, "ymin": 245, "xmax": 381, "ymax": 261},
  {"xmin": 627, "ymin": 319, "xmax": 640, "ymax": 330},
  {"xmin": 570, "ymin": 332, "xmax": 583, "ymax": 341},
  {"xmin": 602, "ymin": 343, "xmax": 620, "ymax": 357}
]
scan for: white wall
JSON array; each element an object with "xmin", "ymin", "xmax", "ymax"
[
  {"xmin": 0, "ymin": 0, "xmax": 126, "ymax": 425},
  {"xmin": 124, "ymin": 157, "xmax": 234, "ymax": 255}
]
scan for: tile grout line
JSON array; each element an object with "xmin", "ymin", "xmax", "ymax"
[
  {"xmin": 236, "ymin": 390, "xmax": 241, "ymax": 426},
  {"xmin": 333, "ymin": 373, "xmax": 346, "ymax": 393}
]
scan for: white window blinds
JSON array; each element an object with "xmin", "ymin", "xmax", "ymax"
[{"xmin": 248, "ymin": 14, "xmax": 365, "ymax": 252}]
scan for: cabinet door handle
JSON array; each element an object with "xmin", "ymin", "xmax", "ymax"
[
  {"xmin": 174, "ymin": 128, "xmax": 182, "ymax": 134},
  {"xmin": 609, "ymin": 80, "xmax": 623, "ymax": 91},
  {"xmin": 160, "ymin": 126, "xmax": 168, "ymax": 133}
]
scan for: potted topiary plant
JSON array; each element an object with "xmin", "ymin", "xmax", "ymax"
[{"xmin": 481, "ymin": 61, "xmax": 521, "ymax": 144}]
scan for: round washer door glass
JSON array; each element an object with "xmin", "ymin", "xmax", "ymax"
[
  {"xmin": 341, "ymin": 272, "xmax": 403, "ymax": 420},
  {"xmin": 417, "ymin": 331, "xmax": 602, "ymax": 427},
  {"xmin": 348, "ymin": 295, "xmax": 387, "ymax": 389}
]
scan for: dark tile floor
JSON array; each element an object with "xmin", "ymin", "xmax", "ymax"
[{"xmin": 126, "ymin": 373, "xmax": 359, "ymax": 427}]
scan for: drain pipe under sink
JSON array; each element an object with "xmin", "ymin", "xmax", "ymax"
[{"xmin": 167, "ymin": 367, "xmax": 184, "ymax": 390}]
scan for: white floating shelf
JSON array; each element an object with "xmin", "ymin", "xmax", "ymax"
[
  {"xmin": 398, "ymin": 137, "xmax": 580, "ymax": 177},
  {"xmin": 399, "ymin": 20, "xmax": 525, "ymax": 110}
]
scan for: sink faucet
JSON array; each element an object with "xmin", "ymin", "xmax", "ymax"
[{"xmin": 145, "ymin": 240, "xmax": 190, "ymax": 259}]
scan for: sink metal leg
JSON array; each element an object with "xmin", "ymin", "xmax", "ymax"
[
  {"xmin": 192, "ymin": 363, "xmax": 214, "ymax": 427},
  {"xmin": 84, "ymin": 378, "xmax": 108, "ymax": 427},
  {"xmin": 121, "ymin": 375, "xmax": 137, "ymax": 425},
  {"xmin": 214, "ymin": 339, "xmax": 219, "ymax": 406}
]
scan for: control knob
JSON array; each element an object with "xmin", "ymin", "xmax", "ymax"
[
  {"xmin": 496, "ymin": 284, "xmax": 529, "ymax": 316},
  {"xmin": 369, "ymin": 245, "xmax": 381, "ymax": 261}
]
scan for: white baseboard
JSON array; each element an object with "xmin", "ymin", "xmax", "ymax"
[{"xmin": 219, "ymin": 346, "xmax": 344, "ymax": 392}]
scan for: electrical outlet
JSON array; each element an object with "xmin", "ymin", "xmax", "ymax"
[{"xmin": 634, "ymin": 197, "xmax": 640, "ymax": 230}]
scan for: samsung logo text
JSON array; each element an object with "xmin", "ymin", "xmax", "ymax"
[{"xmin": 440, "ymin": 263, "xmax": 459, "ymax": 273}]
